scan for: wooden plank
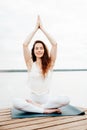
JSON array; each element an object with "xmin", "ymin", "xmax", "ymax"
[
  {"xmin": 65, "ymin": 124, "xmax": 87, "ymax": 130},
  {"xmin": 0, "ymin": 114, "xmax": 70, "ymax": 124},
  {"xmin": 0, "ymin": 117, "xmax": 74, "ymax": 130},
  {"xmin": 38, "ymin": 117, "xmax": 87, "ymax": 130},
  {"xmin": 0, "ymin": 115, "xmax": 11, "ymax": 119},
  {"xmin": 0, "ymin": 126, "xmax": 7, "ymax": 130},
  {"xmin": 0, "ymin": 108, "xmax": 10, "ymax": 113},
  {"xmin": 0, "ymin": 117, "xmax": 75, "ymax": 130},
  {"xmin": 0, "ymin": 116, "xmax": 71, "ymax": 129},
  {"xmin": 0, "ymin": 108, "xmax": 86, "ymax": 130},
  {"xmin": 0, "ymin": 117, "xmax": 47, "ymax": 126},
  {"xmin": 0, "ymin": 117, "xmax": 11, "ymax": 122},
  {"xmin": 2, "ymin": 115, "xmax": 86, "ymax": 130},
  {"xmin": 58, "ymin": 119, "xmax": 87, "ymax": 130},
  {"xmin": 0, "ymin": 112, "xmax": 72, "ymax": 125},
  {"xmin": 0, "ymin": 112, "xmax": 11, "ymax": 116}
]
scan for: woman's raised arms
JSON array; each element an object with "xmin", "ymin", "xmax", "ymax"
[{"xmin": 23, "ymin": 15, "xmax": 57, "ymax": 70}]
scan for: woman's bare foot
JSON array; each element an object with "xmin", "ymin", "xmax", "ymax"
[
  {"xmin": 26, "ymin": 100, "xmax": 62, "ymax": 114},
  {"xmin": 26, "ymin": 99, "xmax": 33, "ymax": 103},
  {"xmin": 44, "ymin": 108, "xmax": 62, "ymax": 114}
]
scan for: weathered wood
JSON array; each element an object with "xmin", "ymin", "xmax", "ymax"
[
  {"xmin": 8, "ymin": 116, "xmax": 86, "ymax": 130},
  {"xmin": 0, "ymin": 108, "xmax": 86, "ymax": 130},
  {"xmin": 39, "ymin": 117, "xmax": 87, "ymax": 130}
]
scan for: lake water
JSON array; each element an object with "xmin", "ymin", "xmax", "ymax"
[{"xmin": 0, "ymin": 71, "xmax": 87, "ymax": 109}]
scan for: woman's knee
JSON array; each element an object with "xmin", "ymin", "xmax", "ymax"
[
  {"xmin": 62, "ymin": 96, "xmax": 70, "ymax": 105},
  {"xmin": 53, "ymin": 96, "xmax": 70, "ymax": 106},
  {"xmin": 13, "ymin": 98, "xmax": 27, "ymax": 109}
]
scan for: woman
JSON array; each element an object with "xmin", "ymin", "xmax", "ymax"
[{"xmin": 13, "ymin": 16, "xmax": 70, "ymax": 113}]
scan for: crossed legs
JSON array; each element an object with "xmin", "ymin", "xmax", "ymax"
[{"xmin": 13, "ymin": 95, "xmax": 70, "ymax": 114}]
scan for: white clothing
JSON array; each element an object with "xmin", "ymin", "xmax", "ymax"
[
  {"xmin": 13, "ymin": 98, "xmax": 44, "ymax": 113},
  {"xmin": 29, "ymin": 92, "xmax": 49, "ymax": 104},
  {"xmin": 13, "ymin": 94, "xmax": 70, "ymax": 113},
  {"xmin": 29, "ymin": 93, "xmax": 70, "ymax": 109},
  {"xmin": 27, "ymin": 62, "xmax": 52, "ymax": 95},
  {"xmin": 13, "ymin": 62, "xmax": 70, "ymax": 113}
]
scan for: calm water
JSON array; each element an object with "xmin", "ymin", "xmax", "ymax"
[{"xmin": 0, "ymin": 71, "xmax": 87, "ymax": 109}]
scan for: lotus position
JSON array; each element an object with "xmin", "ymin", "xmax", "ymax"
[{"xmin": 13, "ymin": 16, "xmax": 70, "ymax": 114}]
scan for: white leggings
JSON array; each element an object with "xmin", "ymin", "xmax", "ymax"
[{"xmin": 13, "ymin": 93, "xmax": 70, "ymax": 113}]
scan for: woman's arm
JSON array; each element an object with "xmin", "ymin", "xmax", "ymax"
[
  {"xmin": 23, "ymin": 16, "xmax": 40, "ymax": 70},
  {"xmin": 39, "ymin": 16, "xmax": 57, "ymax": 68}
]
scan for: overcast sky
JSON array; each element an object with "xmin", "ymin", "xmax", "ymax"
[{"xmin": 0, "ymin": 0, "xmax": 87, "ymax": 69}]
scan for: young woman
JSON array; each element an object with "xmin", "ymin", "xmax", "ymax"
[{"xmin": 13, "ymin": 16, "xmax": 70, "ymax": 113}]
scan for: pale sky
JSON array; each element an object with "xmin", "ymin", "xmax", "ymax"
[{"xmin": 0, "ymin": 0, "xmax": 87, "ymax": 69}]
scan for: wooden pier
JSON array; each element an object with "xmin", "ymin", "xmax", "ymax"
[{"xmin": 0, "ymin": 108, "xmax": 87, "ymax": 130}]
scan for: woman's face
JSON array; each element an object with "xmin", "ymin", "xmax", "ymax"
[{"xmin": 34, "ymin": 43, "xmax": 44, "ymax": 58}]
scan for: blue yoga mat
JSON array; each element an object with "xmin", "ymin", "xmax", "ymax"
[{"xmin": 11, "ymin": 105, "xmax": 85, "ymax": 119}]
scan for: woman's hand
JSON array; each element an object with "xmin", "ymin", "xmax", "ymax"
[
  {"xmin": 35, "ymin": 15, "xmax": 40, "ymax": 30},
  {"xmin": 38, "ymin": 15, "xmax": 44, "ymax": 31},
  {"xmin": 35, "ymin": 15, "xmax": 44, "ymax": 31}
]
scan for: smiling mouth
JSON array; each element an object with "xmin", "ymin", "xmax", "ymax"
[{"xmin": 37, "ymin": 53, "xmax": 42, "ymax": 55}]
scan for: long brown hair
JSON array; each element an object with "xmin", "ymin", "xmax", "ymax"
[{"xmin": 31, "ymin": 40, "xmax": 51, "ymax": 77}]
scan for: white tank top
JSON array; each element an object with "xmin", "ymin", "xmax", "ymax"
[{"xmin": 27, "ymin": 62, "xmax": 52, "ymax": 95}]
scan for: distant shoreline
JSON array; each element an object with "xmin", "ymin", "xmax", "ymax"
[{"xmin": 0, "ymin": 69, "xmax": 87, "ymax": 72}]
